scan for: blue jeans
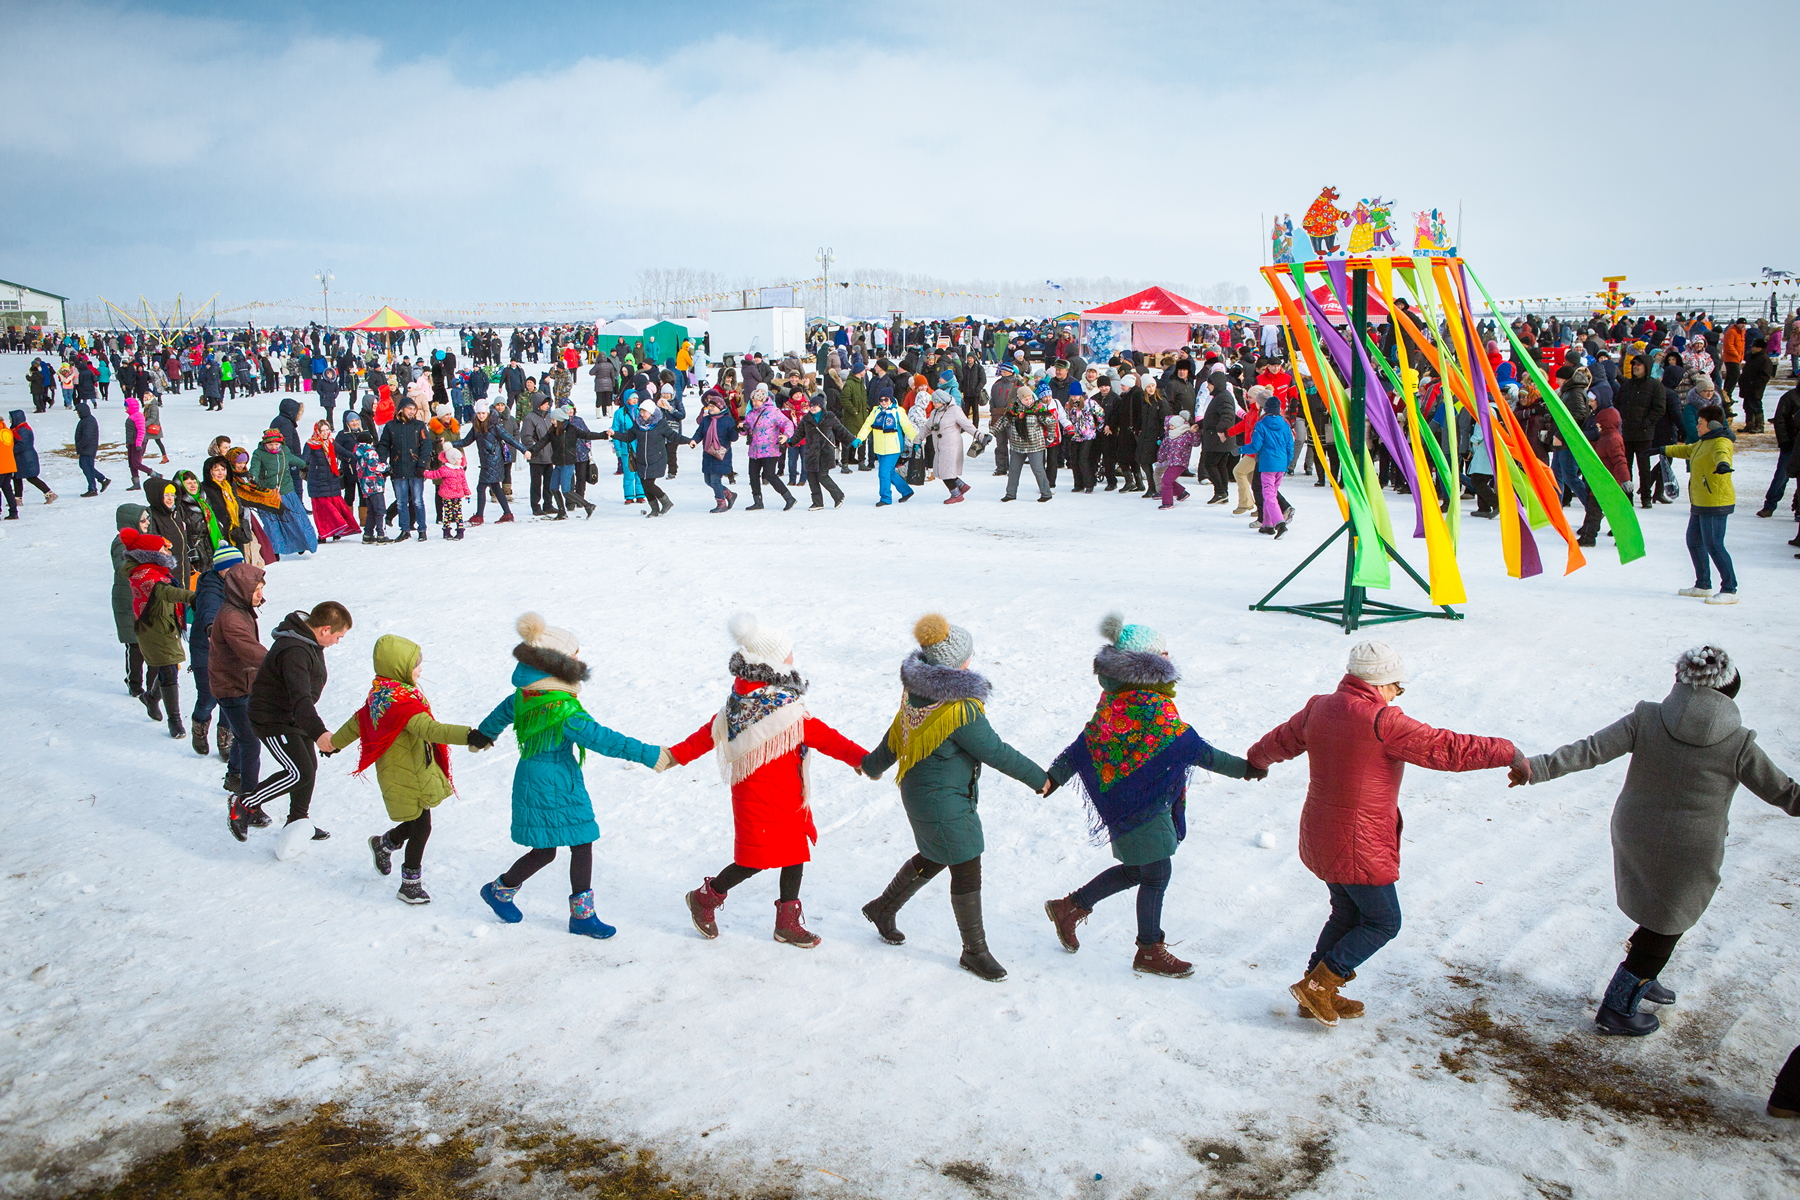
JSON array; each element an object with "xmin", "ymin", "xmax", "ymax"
[
  {"xmin": 552, "ymin": 464, "xmax": 575, "ymax": 494},
  {"xmin": 189, "ymin": 623, "xmax": 217, "ymax": 723},
  {"xmin": 217, "ymin": 695, "xmax": 259, "ymax": 785},
  {"xmin": 1764, "ymin": 442, "xmax": 1797, "ymax": 509},
  {"xmin": 79, "ymin": 454, "xmax": 107, "ymax": 491},
  {"xmin": 876, "ymin": 452, "xmax": 913, "ymax": 503},
  {"xmin": 1071, "ymin": 857, "xmax": 1172, "ymax": 945},
  {"xmin": 1685, "ymin": 509, "xmax": 1736, "ymax": 592},
  {"xmin": 394, "ymin": 476, "xmax": 427, "ymax": 533},
  {"xmin": 1311, "ymin": 882, "xmax": 1402, "ymax": 977}
]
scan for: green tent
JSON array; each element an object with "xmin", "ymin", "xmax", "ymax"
[{"xmin": 643, "ymin": 320, "xmax": 697, "ymax": 366}]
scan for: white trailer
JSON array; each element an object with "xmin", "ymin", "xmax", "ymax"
[{"xmin": 707, "ymin": 306, "xmax": 806, "ymax": 358}]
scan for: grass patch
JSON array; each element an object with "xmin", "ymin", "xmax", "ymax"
[
  {"xmin": 66, "ymin": 1103, "xmax": 479, "ymax": 1200},
  {"xmin": 1184, "ymin": 1131, "xmax": 1333, "ymax": 1198},
  {"xmin": 1435, "ymin": 998, "xmax": 1751, "ymax": 1135},
  {"xmin": 65, "ymin": 1103, "xmax": 709, "ymax": 1200}
]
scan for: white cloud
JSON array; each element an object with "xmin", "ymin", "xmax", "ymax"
[{"xmin": 4, "ymin": 0, "xmax": 1793, "ymax": 313}]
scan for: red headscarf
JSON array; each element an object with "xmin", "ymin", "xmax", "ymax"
[{"xmin": 308, "ymin": 421, "xmax": 337, "ymax": 475}]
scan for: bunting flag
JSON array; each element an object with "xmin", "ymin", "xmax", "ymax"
[{"xmin": 1260, "ymin": 255, "xmax": 1645, "ymax": 603}]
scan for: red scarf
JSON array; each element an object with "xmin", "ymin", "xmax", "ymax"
[
  {"xmin": 353, "ymin": 676, "xmax": 452, "ymax": 786},
  {"xmin": 128, "ymin": 558, "xmax": 175, "ymax": 622},
  {"xmin": 308, "ymin": 429, "xmax": 338, "ymax": 475}
]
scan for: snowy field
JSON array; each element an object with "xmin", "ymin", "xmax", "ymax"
[{"xmin": 2, "ymin": 350, "xmax": 1798, "ymax": 1199}]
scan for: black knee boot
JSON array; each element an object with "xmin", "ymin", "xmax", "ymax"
[
  {"xmin": 952, "ymin": 890, "xmax": 1006, "ymax": 981},
  {"xmin": 127, "ymin": 646, "xmax": 144, "ymax": 697},
  {"xmin": 164, "ymin": 682, "xmax": 185, "ymax": 739},
  {"xmin": 862, "ymin": 858, "xmax": 935, "ymax": 945}
]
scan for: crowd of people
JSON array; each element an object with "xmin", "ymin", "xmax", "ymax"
[{"xmin": 5, "ymin": 300, "xmax": 1795, "ymax": 1127}]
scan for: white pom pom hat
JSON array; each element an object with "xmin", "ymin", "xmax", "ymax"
[
  {"xmin": 729, "ymin": 612, "xmax": 793, "ymax": 667},
  {"xmin": 517, "ymin": 611, "xmax": 579, "ymax": 659}
]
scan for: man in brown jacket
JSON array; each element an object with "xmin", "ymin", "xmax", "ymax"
[{"xmin": 209, "ymin": 560, "xmax": 267, "ymax": 796}]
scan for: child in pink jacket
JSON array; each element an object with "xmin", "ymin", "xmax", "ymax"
[{"xmin": 424, "ymin": 446, "xmax": 471, "ymax": 540}]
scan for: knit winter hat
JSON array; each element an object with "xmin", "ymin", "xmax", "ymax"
[
  {"xmin": 1674, "ymin": 644, "xmax": 1736, "ymax": 690},
  {"xmin": 1262, "ymin": 395, "xmax": 1282, "ymax": 414},
  {"xmin": 119, "ymin": 528, "xmax": 166, "ymax": 554},
  {"xmin": 1100, "ymin": 611, "xmax": 1166, "ymax": 655},
  {"xmin": 516, "ymin": 611, "xmax": 579, "ymax": 660},
  {"xmin": 729, "ymin": 612, "xmax": 793, "ymax": 667},
  {"xmin": 210, "ymin": 544, "xmax": 245, "ymax": 571},
  {"xmin": 915, "ymin": 613, "xmax": 974, "ymax": 668},
  {"xmin": 1347, "ymin": 640, "xmax": 1406, "ymax": 686}
]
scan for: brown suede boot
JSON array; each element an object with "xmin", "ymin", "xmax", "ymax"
[
  {"xmin": 1290, "ymin": 961, "xmax": 1348, "ymax": 1026},
  {"xmin": 1132, "ymin": 942, "xmax": 1193, "ymax": 978},
  {"xmin": 1044, "ymin": 894, "xmax": 1091, "ymax": 952},
  {"xmin": 1297, "ymin": 969, "xmax": 1362, "ymax": 1020}
]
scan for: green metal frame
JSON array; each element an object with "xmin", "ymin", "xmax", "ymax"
[{"xmin": 1249, "ymin": 263, "xmax": 1462, "ymax": 633}]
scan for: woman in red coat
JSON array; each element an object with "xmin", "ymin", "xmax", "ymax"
[
  {"xmin": 668, "ymin": 614, "xmax": 867, "ymax": 949},
  {"xmin": 1247, "ymin": 641, "xmax": 1527, "ymax": 1025}
]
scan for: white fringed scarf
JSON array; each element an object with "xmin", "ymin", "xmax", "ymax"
[{"xmin": 711, "ymin": 682, "xmax": 812, "ymax": 799}]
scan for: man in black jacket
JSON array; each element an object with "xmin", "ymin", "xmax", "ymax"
[
  {"xmin": 379, "ymin": 401, "xmax": 433, "ymax": 541},
  {"xmin": 230, "ymin": 600, "xmax": 352, "ymax": 846}
]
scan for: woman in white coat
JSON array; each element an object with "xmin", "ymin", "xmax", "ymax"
[{"xmin": 924, "ymin": 385, "xmax": 978, "ymax": 504}]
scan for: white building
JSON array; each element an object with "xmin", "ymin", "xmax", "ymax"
[{"xmin": 0, "ymin": 278, "xmax": 68, "ymax": 331}]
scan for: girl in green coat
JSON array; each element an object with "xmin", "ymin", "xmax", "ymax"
[
  {"xmin": 1043, "ymin": 614, "xmax": 1258, "ymax": 980},
  {"xmin": 330, "ymin": 635, "xmax": 485, "ymax": 905},
  {"xmin": 861, "ymin": 614, "xmax": 1048, "ymax": 982}
]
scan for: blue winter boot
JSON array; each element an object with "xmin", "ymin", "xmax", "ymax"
[
  {"xmin": 568, "ymin": 889, "xmax": 616, "ymax": 939},
  {"xmin": 1595, "ymin": 964, "xmax": 1660, "ymax": 1036},
  {"xmin": 480, "ymin": 879, "xmax": 523, "ymax": 924}
]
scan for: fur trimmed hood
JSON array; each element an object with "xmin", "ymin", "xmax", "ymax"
[
  {"xmin": 900, "ymin": 649, "xmax": 991, "ymax": 704},
  {"xmin": 513, "ymin": 640, "xmax": 591, "ymax": 686},
  {"xmin": 728, "ymin": 650, "xmax": 807, "ymax": 692},
  {"xmin": 1094, "ymin": 644, "xmax": 1180, "ymax": 687},
  {"xmin": 126, "ymin": 547, "xmax": 178, "ymax": 572}
]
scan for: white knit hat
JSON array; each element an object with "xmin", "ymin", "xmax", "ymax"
[
  {"xmin": 728, "ymin": 612, "xmax": 792, "ymax": 667},
  {"xmin": 516, "ymin": 612, "xmax": 579, "ymax": 660},
  {"xmin": 1347, "ymin": 640, "xmax": 1406, "ymax": 686}
]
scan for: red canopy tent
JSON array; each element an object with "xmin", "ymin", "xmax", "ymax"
[
  {"xmin": 1081, "ymin": 286, "xmax": 1229, "ymax": 354},
  {"xmin": 341, "ymin": 305, "xmax": 433, "ymax": 331},
  {"xmin": 1258, "ymin": 284, "xmax": 1390, "ymax": 326}
]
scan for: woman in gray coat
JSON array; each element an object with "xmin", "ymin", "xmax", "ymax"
[{"xmin": 1522, "ymin": 646, "xmax": 1800, "ymax": 1036}]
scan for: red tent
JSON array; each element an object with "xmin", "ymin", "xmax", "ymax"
[
  {"xmin": 1080, "ymin": 286, "xmax": 1230, "ymax": 325},
  {"xmin": 1260, "ymin": 284, "xmax": 1390, "ymax": 327}
]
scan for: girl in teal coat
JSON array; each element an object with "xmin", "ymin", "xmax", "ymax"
[
  {"xmin": 478, "ymin": 613, "xmax": 671, "ymax": 939},
  {"xmin": 860, "ymin": 614, "xmax": 1048, "ymax": 982},
  {"xmin": 1043, "ymin": 614, "xmax": 1259, "ymax": 980}
]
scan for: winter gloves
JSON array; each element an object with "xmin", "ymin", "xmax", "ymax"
[
  {"xmin": 654, "ymin": 747, "xmax": 675, "ymax": 772},
  {"xmin": 466, "ymin": 730, "xmax": 494, "ymax": 751}
]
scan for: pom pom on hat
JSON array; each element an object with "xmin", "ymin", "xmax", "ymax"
[
  {"xmin": 516, "ymin": 611, "xmax": 579, "ymax": 659},
  {"xmin": 915, "ymin": 612, "xmax": 974, "ymax": 668},
  {"xmin": 1675, "ymin": 644, "xmax": 1736, "ymax": 691},
  {"xmin": 1347, "ymin": 640, "xmax": 1405, "ymax": 686},
  {"xmin": 729, "ymin": 612, "xmax": 793, "ymax": 667},
  {"xmin": 120, "ymin": 528, "xmax": 166, "ymax": 554},
  {"xmin": 1100, "ymin": 611, "xmax": 1166, "ymax": 655}
]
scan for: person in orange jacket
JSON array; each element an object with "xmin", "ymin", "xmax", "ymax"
[{"xmin": 669, "ymin": 614, "xmax": 867, "ymax": 949}]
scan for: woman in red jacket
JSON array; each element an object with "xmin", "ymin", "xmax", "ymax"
[
  {"xmin": 1247, "ymin": 641, "xmax": 1528, "ymax": 1025},
  {"xmin": 669, "ymin": 614, "xmax": 867, "ymax": 949}
]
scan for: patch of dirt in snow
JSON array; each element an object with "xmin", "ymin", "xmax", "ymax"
[
  {"xmin": 1434, "ymin": 998, "xmax": 1762, "ymax": 1137},
  {"xmin": 1183, "ymin": 1128, "xmax": 1335, "ymax": 1198},
  {"xmin": 49, "ymin": 1102, "xmax": 789, "ymax": 1200},
  {"xmin": 938, "ymin": 1158, "xmax": 999, "ymax": 1195}
]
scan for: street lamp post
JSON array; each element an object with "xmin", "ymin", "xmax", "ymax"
[
  {"xmin": 314, "ymin": 269, "xmax": 334, "ymax": 329},
  {"xmin": 815, "ymin": 246, "xmax": 834, "ymax": 329}
]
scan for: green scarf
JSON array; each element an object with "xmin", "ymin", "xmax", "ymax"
[
  {"xmin": 884, "ymin": 697, "xmax": 983, "ymax": 783},
  {"xmin": 514, "ymin": 688, "xmax": 589, "ymax": 763}
]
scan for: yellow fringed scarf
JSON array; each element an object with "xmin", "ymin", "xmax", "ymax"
[{"xmin": 884, "ymin": 697, "xmax": 983, "ymax": 783}]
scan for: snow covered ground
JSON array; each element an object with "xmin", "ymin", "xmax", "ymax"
[{"xmin": 2, "ymin": 352, "xmax": 1798, "ymax": 1199}]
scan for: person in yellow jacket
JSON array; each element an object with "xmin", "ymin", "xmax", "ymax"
[
  {"xmin": 853, "ymin": 394, "xmax": 918, "ymax": 506},
  {"xmin": 1663, "ymin": 402, "xmax": 1738, "ymax": 604},
  {"xmin": 329, "ymin": 634, "xmax": 491, "ymax": 903},
  {"xmin": 675, "ymin": 340, "xmax": 694, "ymax": 374}
]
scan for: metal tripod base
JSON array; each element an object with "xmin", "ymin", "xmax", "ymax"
[{"xmin": 1249, "ymin": 520, "xmax": 1462, "ymax": 633}]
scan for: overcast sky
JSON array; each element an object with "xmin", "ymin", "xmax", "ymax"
[{"xmin": 6, "ymin": 0, "xmax": 1792, "ymax": 315}]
